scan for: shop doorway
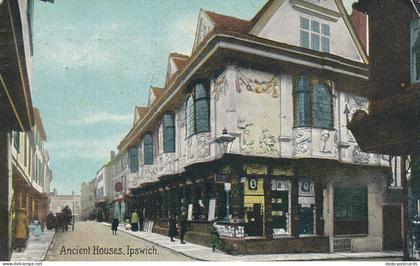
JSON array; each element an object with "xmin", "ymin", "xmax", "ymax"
[
  {"xmin": 383, "ymin": 205, "xmax": 402, "ymax": 251},
  {"xmin": 247, "ymin": 203, "xmax": 263, "ymax": 236}
]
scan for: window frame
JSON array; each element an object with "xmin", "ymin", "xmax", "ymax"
[
  {"xmin": 185, "ymin": 80, "xmax": 210, "ymax": 137},
  {"xmin": 128, "ymin": 146, "xmax": 139, "ymax": 173},
  {"xmin": 300, "ymin": 16, "xmax": 330, "ymax": 53},
  {"xmin": 163, "ymin": 112, "xmax": 176, "ymax": 153},
  {"xmin": 411, "ymin": 19, "xmax": 420, "ymax": 83},
  {"xmin": 143, "ymin": 133, "xmax": 154, "ymax": 165},
  {"xmin": 293, "ymin": 76, "xmax": 334, "ymax": 129},
  {"xmin": 333, "ymin": 186, "xmax": 369, "ymax": 236}
]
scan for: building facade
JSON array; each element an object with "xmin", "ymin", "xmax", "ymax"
[
  {"xmin": 90, "ymin": 0, "xmax": 400, "ymax": 254},
  {"xmin": 81, "ymin": 179, "xmax": 96, "ymax": 221}
]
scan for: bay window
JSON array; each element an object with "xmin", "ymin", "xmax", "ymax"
[
  {"xmin": 143, "ymin": 133, "xmax": 153, "ymax": 165},
  {"xmin": 186, "ymin": 81, "xmax": 210, "ymax": 137},
  {"xmin": 163, "ymin": 113, "xmax": 175, "ymax": 153}
]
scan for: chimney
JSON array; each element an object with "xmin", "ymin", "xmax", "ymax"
[{"xmin": 110, "ymin": 150, "xmax": 116, "ymax": 161}]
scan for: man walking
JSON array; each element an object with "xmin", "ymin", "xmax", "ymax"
[
  {"xmin": 168, "ymin": 215, "xmax": 177, "ymax": 242},
  {"xmin": 179, "ymin": 213, "xmax": 188, "ymax": 244}
]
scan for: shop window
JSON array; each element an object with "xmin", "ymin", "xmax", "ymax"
[
  {"xmin": 271, "ymin": 178, "xmax": 290, "ymax": 236},
  {"xmin": 128, "ymin": 146, "xmax": 139, "ymax": 173},
  {"xmin": 334, "ymin": 186, "xmax": 368, "ymax": 235},
  {"xmin": 163, "ymin": 113, "xmax": 175, "ymax": 153},
  {"xmin": 411, "ymin": 19, "xmax": 420, "ymax": 83},
  {"xmin": 294, "ymin": 77, "xmax": 333, "ymax": 129},
  {"xmin": 143, "ymin": 133, "xmax": 153, "ymax": 165},
  {"xmin": 243, "ymin": 177, "xmax": 264, "ymax": 236},
  {"xmin": 298, "ymin": 178, "xmax": 315, "ymax": 235}
]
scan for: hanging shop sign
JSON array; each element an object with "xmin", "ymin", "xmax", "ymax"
[
  {"xmin": 208, "ymin": 199, "xmax": 216, "ymax": 221},
  {"xmin": 271, "ymin": 179, "xmax": 289, "ymax": 191},
  {"xmin": 248, "ymin": 178, "xmax": 258, "ymax": 190},
  {"xmin": 214, "ymin": 173, "xmax": 227, "ymax": 183},
  {"xmin": 187, "ymin": 204, "xmax": 193, "ymax": 221}
]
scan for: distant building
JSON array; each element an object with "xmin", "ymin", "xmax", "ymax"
[
  {"xmin": 49, "ymin": 193, "xmax": 81, "ymax": 220},
  {"xmin": 80, "ymin": 180, "xmax": 96, "ymax": 220}
]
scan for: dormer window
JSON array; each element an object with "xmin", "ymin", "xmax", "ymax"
[{"xmin": 300, "ymin": 17, "xmax": 330, "ymax": 53}]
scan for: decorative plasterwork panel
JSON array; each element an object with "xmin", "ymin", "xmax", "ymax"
[
  {"xmin": 235, "ymin": 68, "xmax": 279, "ymax": 98},
  {"xmin": 213, "ymin": 73, "xmax": 228, "ymax": 102},
  {"xmin": 237, "ymin": 117, "xmax": 256, "ymax": 153},
  {"xmin": 353, "ymin": 145, "xmax": 370, "ymax": 164},
  {"xmin": 292, "ymin": 128, "xmax": 312, "ymax": 155},
  {"xmin": 259, "ymin": 129, "xmax": 279, "ymax": 155},
  {"xmin": 244, "ymin": 164, "xmax": 268, "ymax": 175}
]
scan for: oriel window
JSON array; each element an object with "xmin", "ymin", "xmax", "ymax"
[
  {"xmin": 143, "ymin": 133, "xmax": 153, "ymax": 165},
  {"xmin": 163, "ymin": 113, "xmax": 175, "ymax": 153}
]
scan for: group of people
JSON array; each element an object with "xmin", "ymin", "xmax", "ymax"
[
  {"xmin": 109, "ymin": 210, "xmax": 221, "ymax": 253},
  {"xmin": 168, "ymin": 214, "xmax": 220, "ymax": 252},
  {"xmin": 46, "ymin": 205, "xmax": 74, "ymax": 232},
  {"xmin": 14, "ymin": 208, "xmax": 43, "ymax": 251}
]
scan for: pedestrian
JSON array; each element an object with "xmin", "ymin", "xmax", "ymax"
[
  {"xmin": 209, "ymin": 220, "xmax": 220, "ymax": 252},
  {"xmin": 179, "ymin": 213, "xmax": 188, "ymax": 244},
  {"xmin": 131, "ymin": 210, "xmax": 139, "ymax": 232},
  {"xmin": 111, "ymin": 216, "xmax": 119, "ymax": 235},
  {"xmin": 30, "ymin": 217, "xmax": 43, "ymax": 239},
  {"xmin": 14, "ymin": 208, "xmax": 29, "ymax": 251},
  {"xmin": 168, "ymin": 215, "xmax": 177, "ymax": 242},
  {"xmin": 46, "ymin": 211, "xmax": 56, "ymax": 230}
]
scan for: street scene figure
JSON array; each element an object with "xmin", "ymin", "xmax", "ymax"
[
  {"xmin": 111, "ymin": 216, "xmax": 119, "ymax": 235},
  {"xmin": 13, "ymin": 208, "xmax": 29, "ymax": 251},
  {"xmin": 130, "ymin": 210, "xmax": 139, "ymax": 232},
  {"xmin": 209, "ymin": 221, "xmax": 220, "ymax": 252},
  {"xmin": 168, "ymin": 215, "xmax": 177, "ymax": 242},
  {"xmin": 46, "ymin": 211, "xmax": 56, "ymax": 230},
  {"xmin": 179, "ymin": 213, "xmax": 188, "ymax": 244},
  {"xmin": 29, "ymin": 218, "xmax": 43, "ymax": 239}
]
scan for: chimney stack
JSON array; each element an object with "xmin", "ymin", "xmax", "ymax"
[{"xmin": 110, "ymin": 150, "xmax": 116, "ymax": 161}]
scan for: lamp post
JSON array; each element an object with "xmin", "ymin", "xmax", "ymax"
[{"xmin": 215, "ymin": 128, "xmax": 236, "ymax": 221}]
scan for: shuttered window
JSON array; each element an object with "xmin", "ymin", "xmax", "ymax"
[{"xmin": 163, "ymin": 113, "xmax": 175, "ymax": 153}]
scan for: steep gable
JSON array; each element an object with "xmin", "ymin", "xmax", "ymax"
[
  {"xmin": 250, "ymin": 0, "xmax": 367, "ymax": 63},
  {"xmin": 165, "ymin": 53, "xmax": 189, "ymax": 85},
  {"xmin": 192, "ymin": 9, "xmax": 216, "ymax": 52},
  {"xmin": 147, "ymin": 87, "xmax": 163, "ymax": 107},
  {"xmin": 133, "ymin": 106, "xmax": 148, "ymax": 126}
]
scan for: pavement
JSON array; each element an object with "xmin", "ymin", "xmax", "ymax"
[
  {"xmin": 11, "ymin": 229, "xmax": 55, "ymax": 261},
  {"xmin": 101, "ymin": 222, "xmax": 403, "ymax": 261}
]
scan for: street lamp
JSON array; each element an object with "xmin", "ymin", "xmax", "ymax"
[{"xmin": 215, "ymin": 128, "xmax": 236, "ymax": 221}]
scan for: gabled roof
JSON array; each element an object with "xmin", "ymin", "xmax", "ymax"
[
  {"xmin": 250, "ymin": 0, "xmax": 276, "ymax": 25},
  {"xmin": 148, "ymin": 86, "xmax": 164, "ymax": 107},
  {"xmin": 33, "ymin": 107, "xmax": 47, "ymax": 141},
  {"xmin": 204, "ymin": 11, "xmax": 253, "ymax": 34},
  {"xmin": 133, "ymin": 106, "xmax": 148, "ymax": 126},
  {"xmin": 170, "ymin": 53, "xmax": 189, "ymax": 69}
]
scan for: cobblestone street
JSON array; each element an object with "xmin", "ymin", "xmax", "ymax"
[{"xmin": 45, "ymin": 221, "xmax": 192, "ymax": 261}]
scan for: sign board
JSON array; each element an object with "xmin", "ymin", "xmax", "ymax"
[
  {"xmin": 224, "ymin": 183, "xmax": 231, "ymax": 191},
  {"xmin": 298, "ymin": 196, "xmax": 315, "ymax": 206},
  {"xmin": 208, "ymin": 199, "xmax": 216, "ymax": 221},
  {"xmin": 187, "ymin": 204, "xmax": 193, "ymax": 221},
  {"xmin": 215, "ymin": 174, "xmax": 227, "ymax": 183}
]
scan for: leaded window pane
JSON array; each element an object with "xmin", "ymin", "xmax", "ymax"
[
  {"xmin": 321, "ymin": 36, "xmax": 330, "ymax": 53},
  {"xmin": 300, "ymin": 17, "xmax": 309, "ymax": 30},
  {"xmin": 196, "ymin": 98, "xmax": 209, "ymax": 132},
  {"xmin": 300, "ymin": 30, "xmax": 310, "ymax": 49},
  {"xmin": 195, "ymin": 84, "xmax": 207, "ymax": 99},
  {"xmin": 311, "ymin": 20, "xmax": 320, "ymax": 33},
  {"xmin": 312, "ymin": 83, "xmax": 333, "ymax": 128},
  {"xmin": 321, "ymin": 24, "xmax": 330, "ymax": 36},
  {"xmin": 143, "ymin": 134, "xmax": 153, "ymax": 165},
  {"xmin": 186, "ymin": 96, "xmax": 194, "ymax": 136},
  {"xmin": 411, "ymin": 19, "xmax": 420, "ymax": 82},
  {"xmin": 163, "ymin": 113, "xmax": 175, "ymax": 153},
  {"xmin": 129, "ymin": 147, "xmax": 139, "ymax": 173},
  {"xmin": 311, "ymin": 33, "xmax": 320, "ymax": 51},
  {"xmin": 294, "ymin": 77, "xmax": 311, "ymax": 127}
]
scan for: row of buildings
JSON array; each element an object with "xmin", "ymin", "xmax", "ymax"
[
  {"xmin": 82, "ymin": 0, "xmax": 419, "ymax": 255},
  {"xmin": 0, "ymin": 0, "xmax": 53, "ymax": 260}
]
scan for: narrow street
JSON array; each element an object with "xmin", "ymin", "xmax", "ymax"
[{"xmin": 45, "ymin": 221, "xmax": 192, "ymax": 261}]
